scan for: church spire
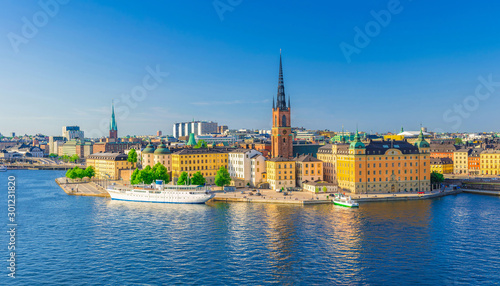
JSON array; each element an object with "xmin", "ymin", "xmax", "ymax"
[
  {"xmin": 276, "ymin": 50, "xmax": 287, "ymax": 110},
  {"xmin": 110, "ymin": 100, "xmax": 117, "ymax": 131}
]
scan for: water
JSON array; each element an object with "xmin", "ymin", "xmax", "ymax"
[{"xmin": 1, "ymin": 170, "xmax": 500, "ymax": 285}]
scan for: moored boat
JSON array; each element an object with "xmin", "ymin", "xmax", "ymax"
[
  {"xmin": 332, "ymin": 194, "xmax": 359, "ymax": 208},
  {"xmin": 106, "ymin": 180, "xmax": 214, "ymax": 204},
  {"xmin": 0, "ymin": 165, "xmax": 7, "ymax": 172}
]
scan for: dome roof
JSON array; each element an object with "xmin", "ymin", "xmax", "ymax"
[
  {"xmin": 154, "ymin": 144, "xmax": 171, "ymax": 155},
  {"xmin": 349, "ymin": 130, "xmax": 365, "ymax": 149},
  {"xmin": 142, "ymin": 143, "xmax": 156, "ymax": 154}
]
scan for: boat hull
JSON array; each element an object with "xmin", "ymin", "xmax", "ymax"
[
  {"xmin": 333, "ymin": 201, "xmax": 359, "ymax": 208},
  {"xmin": 107, "ymin": 189, "xmax": 214, "ymax": 204}
]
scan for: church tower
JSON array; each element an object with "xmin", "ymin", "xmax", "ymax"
[
  {"xmin": 272, "ymin": 51, "xmax": 293, "ymax": 158},
  {"xmin": 109, "ymin": 101, "xmax": 118, "ymax": 140}
]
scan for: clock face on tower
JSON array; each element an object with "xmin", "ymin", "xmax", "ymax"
[{"xmin": 283, "ymin": 130, "xmax": 287, "ymax": 135}]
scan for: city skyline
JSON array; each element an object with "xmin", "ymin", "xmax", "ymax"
[{"xmin": 2, "ymin": 1, "xmax": 500, "ymax": 136}]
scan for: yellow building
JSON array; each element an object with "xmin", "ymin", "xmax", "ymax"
[
  {"xmin": 430, "ymin": 157, "xmax": 454, "ymax": 174},
  {"xmin": 336, "ymin": 130, "xmax": 431, "ymax": 194},
  {"xmin": 86, "ymin": 153, "xmax": 135, "ymax": 180},
  {"xmin": 480, "ymin": 150, "xmax": 500, "ymax": 175},
  {"xmin": 453, "ymin": 149, "xmax": 469, "ymax": 174},
  {"xmin": 266, "ymin": 157, "xmax": 296, "ymax": 190},
  {"xmin": 317, "ymin": 144, "xmax": 335, "ymax": 183},
  {"xmin": 295, "ymin": 154, "xmax": 323, "ymax": 187},
  {"xmin": 171, "ymin": 148, "xmax": 230, "ymax": 184}
]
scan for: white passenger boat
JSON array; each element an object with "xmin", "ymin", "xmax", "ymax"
[
  {"xmin": 106, "ymin": 180, "xmax": 214, "ymax": 204},
  {"xmin": 0, "ymin": 165, "xmax": 7, "ymax": 172},
  {"xmin": 332, "ymin": 194, "xmax": 359, "ymax": 208}
]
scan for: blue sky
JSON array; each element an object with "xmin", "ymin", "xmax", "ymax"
[{"xmin": 2, "ymin": 0, "xmax": 500, "ymax": 137}]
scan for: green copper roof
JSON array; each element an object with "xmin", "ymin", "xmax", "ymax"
[
  {"xmin": 142, "ymin": 143, "xmax": 156, "ymax": 154},
  {"xmin": 154, "ymin": 144, "xmax": 171, "ymax": 155},
  {"xmin": 414, "ymin": 129, "xmax": 430, "ymax": 148},
  {"xmin": 110, "ymin": 102, "xmax": 117, "ymax": 131},
  {"xmin": 349, "ymin": 129, "xmax": 365, "ymax": 149},
  {"xmin": 186, "ymin": 133, "xmax": 197, "ymax": 146}
]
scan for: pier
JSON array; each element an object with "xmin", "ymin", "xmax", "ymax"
[{"xmin": 55, "ymin": 177, "xmax": 110, "ymax": 197}]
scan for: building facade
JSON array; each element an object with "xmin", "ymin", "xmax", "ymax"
[
  {"xmin": 336, "ymin": 131, "xmax": 431, "ymax": 194},
  {"xmin": 431, "ymin": 157, "xmax": 454, "ymax": 174},
  {"xmin": 271, "ymin": 52, "xmax": 293, "ymax": 159},
  {"xmin": 295, "ymin": 154, "xmax": 323, "ymax": 187},
  {"xmin": 228, "ymin": 149, "xmax": 263, "ymax": 186},
  {"xmin": 171, "ymin": 148, "xmax": 231, "ymax": 184},
  {"xmin": 266, "ymin": 157, "xmax": 296, "ymax": 190},
  {"xmin": 453, "ymin": 149, "xmax": 470, "ymax": 174},
  {"xmin": 173, "ymin": 121, "xmax": 218, "ymax": 138},
  {"xmin": 468, "ymin": 148, "xmax": 482, "ymax": 175},
  {"xmin": 62, "ymin": 126, "xmax": 84, "ymax": 141},
  {"xmin": 317, "ymin": 144, "xmax": 335, "ymax": 183},
  {"xmin": 480, "ymin": 150, "xmax": 500, "ymax": 175},
  {"xmin": 86, "ymin": 153, "xmax": 134, "ymax": 180}
]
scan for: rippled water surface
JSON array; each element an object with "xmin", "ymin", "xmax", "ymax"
[{"xmin": 1, "ymin": 170, "xmax": 500, "ymax": 285}]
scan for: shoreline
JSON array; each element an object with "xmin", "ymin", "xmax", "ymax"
[{"xmin": 53, "ymin": 176, "xmax": 492, "ymax": 204}]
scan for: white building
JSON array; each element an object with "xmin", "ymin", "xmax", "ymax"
[
  {"xmin": 250, "ymin": 154, "xmax": 266, "ymax": 187},
  {"xmin": 173, "ymin": 121, "xmax": 218, "ymax": 138},
  {"xmin": 228, "ymin": 149, "xmax": 262, "ymax": 187},
  {"xmin": 62, "ymin": 126, "xmax": 84, "ymax": 140}
]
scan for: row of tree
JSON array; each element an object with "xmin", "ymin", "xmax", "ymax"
[
  {"xmin": 49, "ymin": 153, "xmax": 80, "ymax": 163},
  {"xmin": 65, "ymin": 166, "xmax": 95, "ymax": 180},
  {"xmin": 130, "ymin": 162, "xmax": 170, "ymax": 185},
  {"xmin": 176, "ymin": 166, "xmax": 231, "ymax": 186}
]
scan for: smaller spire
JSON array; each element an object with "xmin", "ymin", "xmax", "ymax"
[
  {"xmin": 288, "ymin": 94, "xmax": 290, "ymax": 108},
  {"xmin": 273, "ymin": 97, "xmax": 275, "ymax": 109}
]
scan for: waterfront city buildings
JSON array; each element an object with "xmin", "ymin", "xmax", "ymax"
[{"xmin": 62, "ymin": 126, "xmax": 84, "ymax": 141}]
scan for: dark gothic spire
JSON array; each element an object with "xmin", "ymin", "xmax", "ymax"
[
  {"xmin": 273, "ymin": 97, "xmax": 275, "ymax": 109},
  {"xmin": 276, "ymin": 50, "xmax": 287, "ymax": 110}
]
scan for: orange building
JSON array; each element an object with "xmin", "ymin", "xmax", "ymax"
[
  {"xmin": 468, "ymin": 148, "xmax": 482, "ymax": 175},
  {"xmin": 429, "ymin": 142, "xmax": 459, "ymax": 159}
]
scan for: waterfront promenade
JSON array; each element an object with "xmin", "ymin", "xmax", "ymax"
[
  {"xmin": 55, "ymin": 177, "xmax": 110, "ymax": 197},
  {"xmin": 55, "ymin": 177, "xmax": 470, "ymax": 204}
]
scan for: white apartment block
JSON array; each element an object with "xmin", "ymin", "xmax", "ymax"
[
  {"xmin": 173, "ymin": 121, "xmax": 218, "ymax": 138},
  {"xmin": 62, "ymin": 126, "xmax": 84, "ymax": 140}
]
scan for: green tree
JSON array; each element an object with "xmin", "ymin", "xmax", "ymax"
[
  {"xmin": 83, "ymin": 166, "xmax": 95, "ymax": 178},
  {"xmin": 127, "ymin": 148, "xmax": 138, "ymax": 165},
  {"xmin": 177, "ymin": 171, "xmax": 189, "ymax": 185},
  {"xmin": 455, "ymin": 138, "xmax": 463, "ymax": 145},
  {"xmin": 152, "ymin": 162, "xmax": 170, "ymax": 183},
  {"xmin": 130, "ymin": 168, "xmax": 140, "ymax": 184},
  {"xmin": 191, "ymin": 171, "xmax": 206, "ymax": 185},
  {"xmin": 431, "ymin": 171, "xmax": 445, "ymax": 184},
  {"xmin": 70, "ymin": 154, "xmax": 79, "ymax": 163},
  {"xmin": 139, "ymin": 165, "xmax": 154, "ymax": 184},
  {"xmin": 65, "ymin": 168, "xmax": 77, "ymax": 179},
  {"xmin": 49, "ymin": 153, "xmax": 58, "ymax": 158},
  {"xmin": 322, "ymin": 186, "xmax": 327, "ymax": 193},
  {"xmin": 215, "ymin": 166, "xmax": 231, "ymax": 187}
]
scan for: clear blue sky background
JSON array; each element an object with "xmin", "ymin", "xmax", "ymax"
[{"xmin": 2, "ymin": 0, "xmax": 500, "ymax": 136}]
